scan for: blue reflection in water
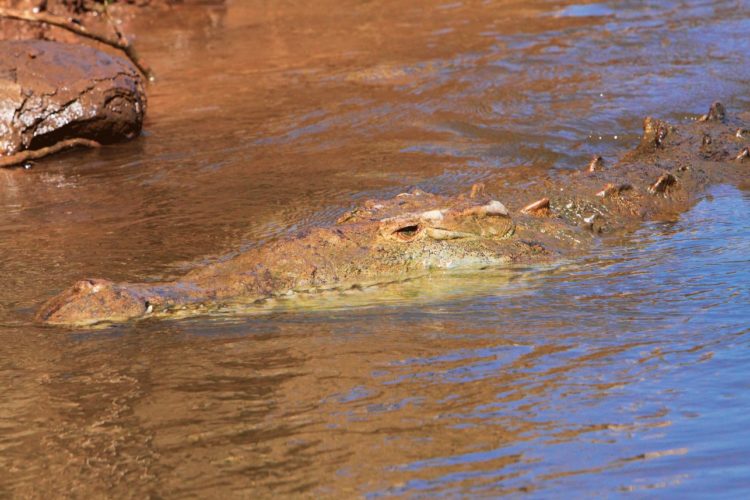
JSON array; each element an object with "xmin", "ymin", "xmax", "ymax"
[{"xmin": 367, "ymin": 185, "xmax": 750, "ymax": 497}]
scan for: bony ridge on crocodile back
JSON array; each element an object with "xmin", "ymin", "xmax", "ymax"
[{"xmin": 37, "ymin": 102, "xmax": 750, "ymax": 327}]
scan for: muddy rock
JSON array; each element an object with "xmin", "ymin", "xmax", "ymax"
[{"xmin": 0, "ymin": 39, "xmax": 146, "ymax": 162}]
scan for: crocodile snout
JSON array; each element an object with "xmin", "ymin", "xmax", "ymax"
[{"xmin": 36, "ymin": 279, "xmax": 149, "ymax": 327}]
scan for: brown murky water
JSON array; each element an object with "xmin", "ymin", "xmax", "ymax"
[{"xmin": 2, "ymin": 0, "xmax": 750, "ymax": 497}]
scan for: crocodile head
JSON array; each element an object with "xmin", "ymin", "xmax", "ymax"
[
  {"xmin": 340, "ymin": 187, "xmax": 515, "ymax": 244},
  {"xmin": 36, "ymin": 278, "xmax": 150, "ymax": 327},
  {"xmin": 323, "ymin": 187, "xmax": 524, "ymax": 276}
]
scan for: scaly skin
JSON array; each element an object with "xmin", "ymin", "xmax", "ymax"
[
  {"xmin": 37, "ymin": 190, "xmax": 539, "ymax": 326},
  {"xmin": 37, "ymin": 102, "xmax": 749, "ymax": 327}
]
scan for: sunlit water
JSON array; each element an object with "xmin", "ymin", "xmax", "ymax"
[{"xmin": 1, "ymin": 0, "xmax": 749, "ymax": 496}]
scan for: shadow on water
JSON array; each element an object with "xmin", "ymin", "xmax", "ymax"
[{"xmin": 1, "ymin": 0, "xmax": 750, "ymax": 496}]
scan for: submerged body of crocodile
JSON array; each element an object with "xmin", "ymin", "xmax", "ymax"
[{"xmin": 38, "ymin": 102, "xmax": 749, "ymax": 327}]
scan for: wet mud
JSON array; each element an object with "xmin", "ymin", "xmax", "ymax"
[
  {"xmin": 0, "ymin": 0, "xmax": 160, "ymax": 165},
  {"xmin": 0, "ymin": 40, "xmax": 146, "ymax": 165},
  {"xmin": 0, "ymin": 0, "xmax": 171, "ymax": 42}
]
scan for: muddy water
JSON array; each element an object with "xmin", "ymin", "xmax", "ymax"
[{"xmin": 1, "ymin": 0, "xmax": 750, "ymax": 496}]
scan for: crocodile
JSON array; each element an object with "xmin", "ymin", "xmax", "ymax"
[{"xmin": 37, "ymin": 102, "xmax": 749, "ymax": 327}]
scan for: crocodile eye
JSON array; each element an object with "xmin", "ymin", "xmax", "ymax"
[{"xmin": 392, "ymin": 223, "xmax": 422, "ymax": 241}]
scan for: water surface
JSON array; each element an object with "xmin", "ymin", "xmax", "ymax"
[{"xmin": 1, "ymin": 0, "xmax": 749, "ymax": 496}]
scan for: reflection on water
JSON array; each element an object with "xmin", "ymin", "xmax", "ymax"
[{"xmin": 1, "ymin": 0, "xmax": 750, "ymax": 496}]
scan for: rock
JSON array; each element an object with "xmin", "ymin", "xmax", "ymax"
[{"xmin": 0, "ymin": 39, "xmax": 146, "ymax": 163}]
